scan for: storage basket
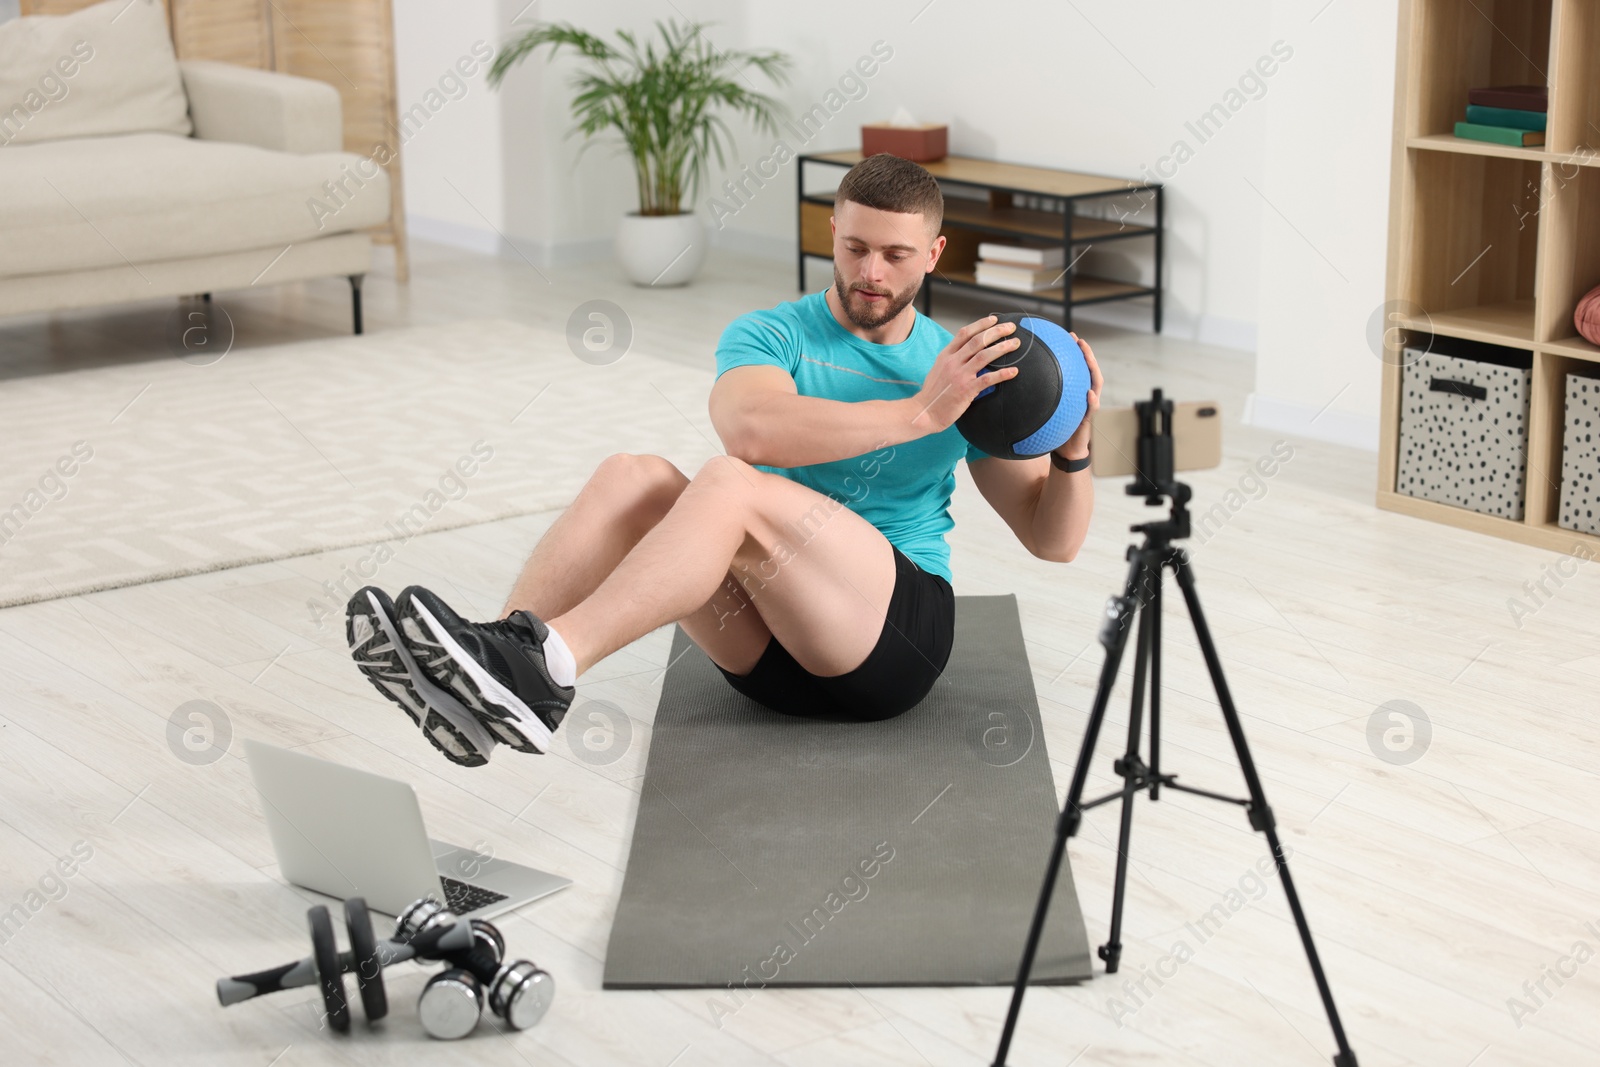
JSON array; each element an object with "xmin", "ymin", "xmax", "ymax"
[
  {"xmin": 1397, "ymin": 341, "xmax": 1532, "ymax": 520},
  {"xmin": 1559, "ymin": 373, "xmax": 1600, "ymax": 535}
]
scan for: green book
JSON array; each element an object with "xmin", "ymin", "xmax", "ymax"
[
  {"xmin": 1454, "ymin": 121, "xmax": 1544, "ymax": 147},
  {"xmin": 1465, "ymin": 104, "xmax": 1546, "ymax": 131}
]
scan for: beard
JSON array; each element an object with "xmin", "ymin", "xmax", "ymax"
[{"xmin": 833, "ymin": 264, "xmax": 921, "ymax": 331}]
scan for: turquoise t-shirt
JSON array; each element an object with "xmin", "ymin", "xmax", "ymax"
[{"xmin": 713, "ymin": 288, "xmax": 988, "ymax": 584}]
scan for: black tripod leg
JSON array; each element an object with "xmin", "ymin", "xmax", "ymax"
[
  {"xmin": 992, "ymin": 555, "xmax": 1150, "ymax": 1067},
  {"xmin": 1168, "ymin": 554, "xmax": 1359, "ymax": 1067},
  {"xmin": 1101, "ymin": 585, "xmax": 1156, "ymax": 974},
  {"xmin": 1062, "ymin": 559, "xmax": 1150, "ymax": 835},
  {"xmin": 1149, "ymin": 562, "xmax": 1163, "ymax": 801}
]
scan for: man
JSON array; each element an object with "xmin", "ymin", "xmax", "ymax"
[{"xmin": 346, "ymin": 153, "xmax": 1101, "ymax": 768}]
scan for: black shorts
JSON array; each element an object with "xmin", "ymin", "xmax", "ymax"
[{"xmin": 713, "ymin": 545, "xmax": 955, "ymax": 721}]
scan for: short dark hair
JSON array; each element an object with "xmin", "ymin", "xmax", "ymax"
[{"xmin": 834, "ymin": 153, "xmax": 943, "ymax": 234}]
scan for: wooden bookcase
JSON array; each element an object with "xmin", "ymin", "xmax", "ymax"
[
  {"xmin": 1378, "ymin": 0, "xmax": 1600, "ymax": 551},
  {"xmin": 796, "ymin": 150, "xmax": 1163, "ymax": 332}
]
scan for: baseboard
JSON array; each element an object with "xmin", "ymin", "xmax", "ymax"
[
  {"xmin": 1243, "ymin": 391, "xmax": 1379, "ymax": 451},
  {"xmin": 709, "ymin": 228, "xmax": 794, "ymax": 262},
  {"xmin": 538, "ymin": 236, "xmax": 614, "ymax": 267},
  {"xmin": 401, "ymin": 214, "xmax": 1262, "ymax": 357},
  {"xmin": 406, "ymin": 214, "xmax": 502, "ymax": 257},
  {"xmin": 404, "ymin": 215, "xmax": 612, "ymax": 266},
  {"xmin": 1068, "ymin": 300, "xmax": 1255, "ymax": 353}
]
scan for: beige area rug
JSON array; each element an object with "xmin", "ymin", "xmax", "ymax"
[{"xmin": 0, "ymin": 319, "xmax": 723, "ymax": 609}]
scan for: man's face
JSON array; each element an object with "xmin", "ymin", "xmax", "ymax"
[{"xmin": 831, "ymin": 200, "xmax": 942, "ymax": 331}]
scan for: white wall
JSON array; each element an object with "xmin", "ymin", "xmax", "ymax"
[
  {"xmin": 391, "ymin": 0, "xmax": 1400, "ymax": 449},
  {"xmin": 1248, "ymin": 0, "xmax": 1398, "ymax": 449},
  {"xmin": 731, "ymin": 0, "xmax": 1276, "ymax": 353},
  {"xmin": 391, "ymin": 0, "xmax": 508, "ymax": 254},
  {"xmin": 394, "ymin": 0, "xmax": 743, "ymax": 264}
]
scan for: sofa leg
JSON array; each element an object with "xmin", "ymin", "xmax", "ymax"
[{"xmin": 348, "ymin": 274, "xmax": 364, "ymax": 335}]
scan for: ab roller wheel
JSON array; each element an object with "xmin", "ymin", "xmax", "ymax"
[
  {"xmin": 343, "ymin": 897, "xmax": 387, "ymax": 1023},
  {"xmin": 218, "ymin": 895, "xmax": 553, "ymax": 1040},
  {"xmin": 307, "ymin": 905, "xmax": 350, "ymax": 1032}
]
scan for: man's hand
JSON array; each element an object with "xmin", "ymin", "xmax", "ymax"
[
  {"xmin": 1054, "ymin": 330, "xmax": 1103, "ymax": 460},
  {"xmin": 908, "ymin": 315, "xmax": 1021, "ymax": 434}
]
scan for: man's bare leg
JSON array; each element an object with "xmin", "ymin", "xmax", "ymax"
[
  {"xmin": 501, "ymin": 453, "xmax": 774, "ymax": 678},
  {"xmin": 500, "ymin": 453, "xmax": 686, "ymax": 620},
  {"xmin": 372, "ymin": 453, "xmax": 897, "ymax": 758},
  {"xmin": 550, "ymin": 454, "xmax": 898, "ymax": 680}
]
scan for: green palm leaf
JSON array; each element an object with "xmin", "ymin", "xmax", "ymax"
[{"xmin": 487, "ymin": 19, "xmax": 792, "ymax": 216}]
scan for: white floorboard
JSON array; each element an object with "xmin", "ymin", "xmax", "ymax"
[{"xmin": 0, "ymin": 242, "xmax": 1595, "ymax": 1067}]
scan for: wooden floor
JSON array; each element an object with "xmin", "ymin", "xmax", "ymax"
[{"xmin": 1, "ymin": 242, "xmax": 1597, "ymax": 1067}]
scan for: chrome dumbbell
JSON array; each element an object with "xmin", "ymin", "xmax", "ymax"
[{"xmin": 398, "ymin": 898, "xmax": 555, "ymax": 1039}]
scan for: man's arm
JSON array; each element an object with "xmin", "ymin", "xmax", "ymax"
[
  {"xmin": 968, "ymin": 453, "xmax": 1092, "ymax": 563},
  {"xmin": 709, "ymin": 365, "xmax": 929, "ymax": 468},
  {"xmin": 709, "ymin": 314, "xmax": 1023, "ymax": 469},
  {"xmin": 968, "ymin": 329, "xmax": 1102, "ymax": 563}
]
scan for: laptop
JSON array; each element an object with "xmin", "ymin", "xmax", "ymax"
[{"xmin": 244, "ymin": 739, "xmax": 571, "ymax": 919}]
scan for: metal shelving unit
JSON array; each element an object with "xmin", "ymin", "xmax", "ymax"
[{"xmin": 796, "ymin": 150, "xmax": 1163, "ymax": 333}]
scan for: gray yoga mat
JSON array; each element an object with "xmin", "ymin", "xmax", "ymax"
[{"xmin": 602, "ymin": 593, "xmax": 1093, "ymax": 989}]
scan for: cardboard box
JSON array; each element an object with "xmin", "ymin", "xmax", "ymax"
[{"xmin": 861, "ymin": 123, "xmax": 947, "ymax": 162}]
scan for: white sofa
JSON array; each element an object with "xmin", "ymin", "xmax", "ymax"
[{"xmin": 0, "ymin": 0, "xmax": 391, "ymax": 333}]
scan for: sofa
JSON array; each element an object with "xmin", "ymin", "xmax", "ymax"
[{"xmin": 0, "ymin": 0, "xmax": 391, "ymax": 333}]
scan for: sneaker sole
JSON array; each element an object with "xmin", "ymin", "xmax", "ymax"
[
  {"xmin": 401, "ymin": 597, "xmax": 557, "ymax": 754},
  {"xmin": 347, "ymin": 589, "xmax": 496, "ymax": 767},
  {"xmin": 393, "ymin": 611, "xmax": 538, "ymax": 753}
]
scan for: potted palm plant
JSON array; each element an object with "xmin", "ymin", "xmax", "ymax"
[{"xmin": 488, "ymin": 20, "xmax": 791, "ymax": 287}]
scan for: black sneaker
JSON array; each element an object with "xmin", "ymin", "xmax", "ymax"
[
  {"xmin": 346, "ymin": 587, "xmax": 497, "ymax": 768},
  {"xmin": 394, "ymin": 586, "xmax": 574, "ymax": 754}
]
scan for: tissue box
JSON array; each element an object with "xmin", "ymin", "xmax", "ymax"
[{"xmin": 861, "ymin": 123, "xmax": 947, "ymax": 162}]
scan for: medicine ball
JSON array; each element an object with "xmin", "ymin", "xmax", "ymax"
[{"xmin": 957, "ymin": 313, "xmax": 1091, "ymax": 460}]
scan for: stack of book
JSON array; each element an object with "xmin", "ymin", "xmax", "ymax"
[
  {"xmin": 974, "ymin": 241, "xmax": 1066, "ymax": 293},
  {"xmin": 1454, "ymin": 84, "xmax": 1547, "ymax": 147}
]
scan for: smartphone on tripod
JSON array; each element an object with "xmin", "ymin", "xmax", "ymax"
[{"xmin": 1087, "ymin": 399, "xmax": 1223, "ymax": 479}]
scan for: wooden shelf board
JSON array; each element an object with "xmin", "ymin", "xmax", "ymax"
[
  {"xmin": 802, "ymin": 150, "xmax": 1148, "ymax": 198},
  {"xmin": 1375, "ymin": 489, "xmax": 1600, "ymax": 551},
  {"xmin": 1067, "ymin": 216, "xmax": 1157, "ymax": 241},
  {"xmin": 1530, "ymin": 521, "xmax": 1600, "ymax": 549},
  {"xmin": 1400, "ymin": 299, "xmax": 1536, "ymax": 346},
  {"xmin": 942, "ymin": 199, "xmax": 1155, "ymax": 242},
  {"xmin": 1407, "ymin": 133, "xmax": 1557, "ymax": 163},
  {"xmin": 799, "ymin": 195, "xmax": 1155, "ymax": 243},
  {"xmin": 1540, "ymin": 335, "xmax": 1600, "ymax": 362},
  {"xmin": 932, "ymin": 268, "xmax": 1149, "ymax": 304}
]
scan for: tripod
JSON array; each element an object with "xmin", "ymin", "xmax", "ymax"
[{"xmin": 991, "ymin": 391, "xmax": 1358, "ymax": 1067}]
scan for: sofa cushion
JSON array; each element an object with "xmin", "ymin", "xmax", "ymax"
[
  {"xmin": 0, "ymin": 0, "xmax": 192, "ymax": 146},
  {"xmin": 0, "ymin": 132, "xmax": 391, "ymax": 278}
]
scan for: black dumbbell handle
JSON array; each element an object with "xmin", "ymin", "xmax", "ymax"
[{"xmin": 217, "ymin": 917, "xmax": 472, "ymax": 1006}]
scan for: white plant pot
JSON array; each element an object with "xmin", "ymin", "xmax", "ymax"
[{"xmin": 615, "ymin": 212, "xmax": 707, "ymax": 287}]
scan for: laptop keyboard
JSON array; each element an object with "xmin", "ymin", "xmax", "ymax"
[{"xmin": 439, "ymin": 875, "xmax": 509, "ymax": 914}]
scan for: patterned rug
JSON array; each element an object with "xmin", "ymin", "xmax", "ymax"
[{"xmin": 0, "ymin": 319, "xmax": 721, "ymax": 608}]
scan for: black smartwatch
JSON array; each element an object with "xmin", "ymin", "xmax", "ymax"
[{"xmin": 1050, "ymin": 445, "xmax": 1091, "ymax": 474}]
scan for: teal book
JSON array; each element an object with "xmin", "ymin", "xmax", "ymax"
[
  {"xmin": 1465, "ymin": 104, "xmax": 1547, "ymax": 131},
  {"xmin": 1454, "ymin": 121, "xmax": 1544, "ymax": 147}
]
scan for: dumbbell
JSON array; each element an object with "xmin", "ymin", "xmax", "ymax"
[
  {"xmin": 398, "ymin": 898, "xmax": 555, "ymax": 1038},
  {"xmin": 217, "ymin": 896, "xmax": 473, "ymax": 1032}
]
